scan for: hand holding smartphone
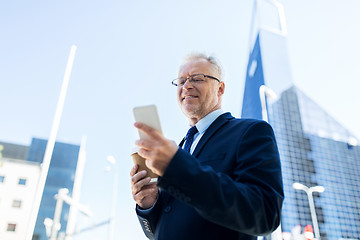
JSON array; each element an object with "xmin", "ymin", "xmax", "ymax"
[{"xmin": 132, "ymin": 105, "xmax": 162, "ymax": 182}]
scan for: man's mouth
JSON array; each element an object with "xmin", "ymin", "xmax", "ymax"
[{"xmin": 182, "ymin": 95, "xmax": 198, "ymax": 101}]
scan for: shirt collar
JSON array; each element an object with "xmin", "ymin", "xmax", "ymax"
[{"xmin": 195, "ymin": 109, "xmax": 224, "ymax": 135}]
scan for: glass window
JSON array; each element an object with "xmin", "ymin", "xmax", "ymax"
[
  {"xmin": 7, "ymin": 223, "xmax": 16, "ymax": 232},
  {"xmin": 12, "ymin": 200, "xmax": 22, "ymax": 208},
  {"xmin": 0, "ymin": 175, "xmax": 4, "ymax": 183},
  {"xmin": 18, "ymin": 178, "xmax": 27, "ymax": 186}
]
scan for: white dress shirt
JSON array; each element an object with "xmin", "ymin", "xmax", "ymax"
[{"xmin": 184, "ymin": 109, "xmax": 225, "ymax": 154}]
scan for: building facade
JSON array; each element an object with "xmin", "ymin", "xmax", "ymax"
[
  {"xmin": 242, "ymin": 29, "xmax": 360, "ymax": 239},
  {"xmin": 0, "ymin": 142, "xmax": 41, "ymax": 240},
  {"xmin": 0, "ymin": 138, "xmax": 80, "ymax": 240},
  {"xmin": 27, "ymin": 138, "xmax": 80, "ymax": 240}
]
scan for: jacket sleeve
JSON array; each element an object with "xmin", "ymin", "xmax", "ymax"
[
  {"xmin": 157, "ymin": 120, "xmax": 284, "ymax": 236},
  {"xmin": 135, "ymin": 191, "xmax": 164, "ymax": 239}
]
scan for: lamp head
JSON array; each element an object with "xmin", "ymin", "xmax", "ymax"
[
  {"xmin": 107, "ymin": 155, "xmax": 116, "ymax": 165},
  {"xmin": 311, "ymin": 186, "xmax": 325, "ymax": 193},
  {"xmin": 292, "ymin": 182, "xmax": 306, "ymax": 190}
]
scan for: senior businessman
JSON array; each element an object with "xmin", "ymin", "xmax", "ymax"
[{"xmin": 130, "ymin": 53, "xmax": 284, "ymax": 240}]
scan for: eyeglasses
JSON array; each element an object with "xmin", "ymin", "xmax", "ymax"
[{"xmin": 171, "ymin": 74, "xmax": 220, "ymax": 87}]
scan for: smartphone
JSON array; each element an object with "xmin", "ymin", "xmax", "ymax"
[{"xmin": 133, "ymin": 105, "xmax": 162, "ymax": 140}]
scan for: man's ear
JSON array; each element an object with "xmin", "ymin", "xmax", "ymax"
[{"xmin": 217, "ymin": 81, "xmax": 225, "ymax": 97}]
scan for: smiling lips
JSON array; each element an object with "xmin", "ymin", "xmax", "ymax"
[{"xmin": 182, "ymin": 95, "xmax": 198, "ymax": 101}]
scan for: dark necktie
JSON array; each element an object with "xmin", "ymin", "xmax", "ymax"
[{"xmin": 184, "ymin": 126, "xmax": 198, "ymax": 153}]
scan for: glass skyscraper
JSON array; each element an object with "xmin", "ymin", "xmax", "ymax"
[
  {"xmin": 27, "ymin": 138, "xmax": 80, "ymax": 240},
  {"xmin": 242, "ymin": 31, "xmax": 360, "ymax": 239}
]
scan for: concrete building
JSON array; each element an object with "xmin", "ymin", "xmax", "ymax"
[
  {"xmin": 0, "ymin": 138, "xmax": 81, "ymax": 240},
  {"xmin": 0, "ymin": 142, "xmax": 41, "ymax": 240}
]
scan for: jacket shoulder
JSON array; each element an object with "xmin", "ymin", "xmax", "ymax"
[{"xmin": 223, "ymin": 114, "xmax": 270, "ymax": 128}]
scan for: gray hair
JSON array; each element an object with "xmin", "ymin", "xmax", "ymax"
[{"xmin": 181, "ymin": 53, "xmax": 223, "ymax": 80}]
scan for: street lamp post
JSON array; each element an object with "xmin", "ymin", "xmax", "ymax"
[
  {"xmin": 259, "ymin": 85, "xmax": 278, "ymax": 123},
  {"xmin": 292, "ymin": 182, "xmax": 325, "ymax": 239},
  {"xmin": 49, "ymin": 188, "xmax": 69, "ymax": 240},
  {"xmin": 45, "ymin": 188, "xmax": 92, "ymax": 240},
  {"xmin": 105, "ymin": 155, "xmax": 118, "ymax": 240},
  {"xmin": 259, "ymin": 85, "xmax": 281, "ymax": 240}
]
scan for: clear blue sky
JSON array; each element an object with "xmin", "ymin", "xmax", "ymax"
[{"xmin": 1, "ymin": 0, "xmax": 359, "ymax": 239}]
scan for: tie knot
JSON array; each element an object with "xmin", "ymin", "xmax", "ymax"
[{"xmin": 186, "ymin": 126, "xmax": 198, "ymax": 139}]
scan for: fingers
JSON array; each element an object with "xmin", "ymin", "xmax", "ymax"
[
  {"xmin": 133, "ymin": 122, "xmax": 178, "ymax": 177},
  {"xmin": 134, "ymin": 122, "xmax": 162, "ymax": 139},
  {"xmin": 131, "ymin": 170, "xmax": 154, "ymax": 194},
  {"xmin": 130, "ymin": 161, "xmax": 159, "ymax": 208},
  {"xmin": 131, "ymin": 171, "xmax": 157, "ymax": 204},
  {"xmin": 135, "ymin": 139, "xmax": 152, "ymax": 151},
  {"xmin": 131, "ymin": 170, "xmax": 147, "ymax": 186},
  {"xmin": 137, "ymin": 147, "xmax": 151, "ymax": 160},
  {"xmin": 133, "ymin": 185, "xmax": 158, "ymax": 205},
  {"xmin": 132, "ymin": 176, "xmax": 151, "ymax": 193},
  {"xmin": 130, "ymin": 164, "xmax": 139, "ymax": 177}
]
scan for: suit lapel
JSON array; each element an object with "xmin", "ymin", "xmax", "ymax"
[
  {"xmin": 179, "ymin": 137, "xmax": 186, "ymax": 148},
  {"xmin": 192, "ymin": 112, "xmax": 234, "ymax": 158}
]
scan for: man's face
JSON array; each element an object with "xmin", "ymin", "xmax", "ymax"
[{"xmin": 177, "ymin": 59, "xmax": 225, "ymax": 123}]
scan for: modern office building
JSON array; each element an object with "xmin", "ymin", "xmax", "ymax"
[
  {"xmin": 241, "ymin": 5, "xmax": 360, "ymax": 239},
  {"xmin": 28, "ymin": 138, "xmax": 81, "ymax": 240},
  {"xmin": 0, "ymin": 138, "xmax": 81, "ymax": 240}
]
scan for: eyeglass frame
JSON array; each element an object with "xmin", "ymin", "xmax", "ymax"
[{"xmin": 171, "ymin": 74, "xmax": 221, "ymax": 87}]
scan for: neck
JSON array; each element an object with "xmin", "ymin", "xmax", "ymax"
[
  {"xmin": 187, "ymin": 106, "xmax": 222, "ymax": 126},
  {"xmin": 188, "ymin": 117, "xmax": 199, "ymax": 126}
]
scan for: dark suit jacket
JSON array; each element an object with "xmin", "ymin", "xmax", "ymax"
[{"xmin": 136, "ymin": 112, "xmax": 284, "ymax": 240}]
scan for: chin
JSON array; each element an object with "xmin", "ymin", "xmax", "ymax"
[
  {"xmin": 181, "ymin": 105, "xmax": 195, "ymax": 115},
  {"xmin": 182, "ymin": 108, "xmax": 202, "ymax": 120}
]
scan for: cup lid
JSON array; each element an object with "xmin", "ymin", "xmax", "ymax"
[{"xmin": 131, "ymin": 146, "xmax": 141, "ymax": 155}]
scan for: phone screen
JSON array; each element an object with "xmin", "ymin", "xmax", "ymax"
[{"xmin": 133, "ymin": 105, "xmax": 162, "ymax": 139}]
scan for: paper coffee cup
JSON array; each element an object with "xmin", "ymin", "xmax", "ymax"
[{"xmin": 131, "ymin": 152, "xmax": 158, "ymax": 182}]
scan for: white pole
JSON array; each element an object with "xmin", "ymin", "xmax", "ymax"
[
  {"xmin": 248, "ymin": 0, "xmax": 258, "ymax": 56},
  {"xmin": 25, "ymin": 45, "xmax": 77, "ymax": 240},
  {"xmin": 259, "ymin": 85, "xmax": 278, "ymax": 123},
  {"xmin": 258, "ymin": 85, "xmax": 281, "ymax": 240},
  {"xmin": 307, "ymin": 190, "xmax": 321, "ymax": 239},
  {"xmin": 259, "ymin": 85, "xmax": 269, "ymax": 122},
  {"xmin": 107, "ymin": 156, "xmax": 118, "ymax": 240},
  {"xmin": 293, "ymin": 183, "xmax": 324, "ymax": 240},
  {"xmin": 65, "ymin": 135, "xmax": 87, "ymax": 240},
  {"xmin": 50, "ymin": 189, "xmax": 69, "ymax": 240}
]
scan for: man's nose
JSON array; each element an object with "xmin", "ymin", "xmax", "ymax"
[{"xmin": 182, "ymin": 78, "xmax": 194, "ymax": 88}]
